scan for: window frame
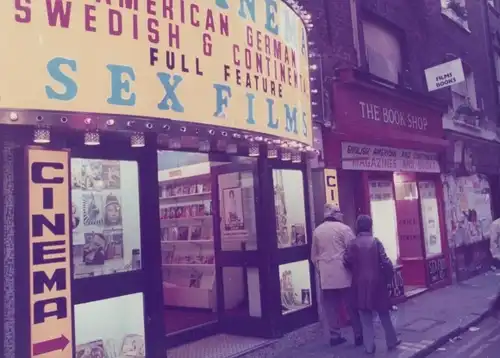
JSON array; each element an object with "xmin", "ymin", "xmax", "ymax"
[{"xmin": 360, "ymin": 17, "xmax": 405, "ymax": 85}]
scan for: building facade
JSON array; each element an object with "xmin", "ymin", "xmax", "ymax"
[{"xmin": 309, "ymin": 0, "xmax": 500, "ymax": 297}]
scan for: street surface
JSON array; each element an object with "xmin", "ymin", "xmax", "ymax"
[{"xmin": 427, "ymin": 317, "xmax": 500, "ymax": 358}]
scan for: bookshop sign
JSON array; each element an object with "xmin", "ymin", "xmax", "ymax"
[
  {"xmin": 0, "ymin": 0, "xmax": 312, "ymax": 145},
  {"xmin": 341, "ymin": 142, "xmax": 440, "ymax": 173},
  {"xmin": 28, "ymin": 148, "xmax": 72, "ymax": 358}
]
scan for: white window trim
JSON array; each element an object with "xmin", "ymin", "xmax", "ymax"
[{"xmin": 440, "ymin": 0, "xmax": 470, "ymax": 32}]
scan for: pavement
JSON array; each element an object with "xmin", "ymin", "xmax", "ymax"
[
  {"xmin": 427, "ymin": 317, "xmax": 500, "ymax": 358},
  {"xmin": 265, "ymin": 271, "xmax": 500, "ymax": 358}
]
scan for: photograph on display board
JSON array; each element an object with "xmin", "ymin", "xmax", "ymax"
[
  {"xmin": 81, "ymin": 159, "xmax": 105, "ymax": 191},
  {"xmin": 72, "ymin": 193, "xmax": 82, "ymax": 232},
  {"xmin": 102, "ymin": 160, "xmax": 121, "ymax": 189},
  {"xmin": 82, "ymin": 193, "xmax": 105, "ymax": 226},
  {"xmin": 103, "ymin": 193, "xmax": 122, "ymax": 227},
  {"xmin": 83, "ymin": 232, "xmax": 107, "ymax": 265},
  {"xmin": 292, "ymin": 224, "xmax": 306, "ymax": 246},
  {"xmin": 76, "ymin": 340, "xmax": 105, "ymax": 358},
  {"xmin": 104, "ymin": 230, "xmax": 124, "ymax": 260},
  {"xmin": 120, "ymin": 334, "xmax": 145, "ymax": 357},
  {"xmin": 72, "ymin": 158, "xmax": 83, "ymax": 189},
  {"xmin": 223, "ymin": 187, "xmax": 244, "ymax": 231}
]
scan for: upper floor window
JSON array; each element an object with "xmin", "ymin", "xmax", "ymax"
[
  {"xmin": 450, "ymin": 68, "xmax": 477, "ymax": 110},
  {"xmin": 362, "ymin": 21, "xmax": 402, "ymax": 84},
  {"xmin": 441, "ymin": 0, "xmax": 469, "ymax": 30}
]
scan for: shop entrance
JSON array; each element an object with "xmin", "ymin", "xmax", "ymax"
[
  {"xmin": 158, "ymin": 151, "xmax": 271, "ymax": 347},
  {"xmin": 364, "ymin": 171, "xmax": 448, "ymax": 297}
]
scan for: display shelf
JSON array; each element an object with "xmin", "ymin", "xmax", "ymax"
[
  {"xmin": 162, "ymin": 263, "xmax": 214, "ymax": 268},
  {"xmin": 160, "ymin": 192, "xmax": 211, "ymax": 201},
  {"xmin": 161, "ymin": 216, "xmax": 212, "ymax": 225},
  {"xmin": 158, "ymin": 164, "xmax": 218, "ymax": 311},
  {"xmin": 161, "ymin": 240, "xmax": 213, "ymax": 244}
]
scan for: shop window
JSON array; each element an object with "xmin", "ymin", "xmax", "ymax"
[
  {"xmin": 368, "ymin": 180, "xmax": 399, "ymax": 263},
  {"xmin": 362, "ymin": 21, "xmax": 402, "ymax": 84},
  {"xmin": 450, "ymin": 69, "xmax": 477, "ymax": 110},
  {"xmin": 279, "ymin": 260, "xmax": 312, "ymax": 315},
  {"xmin": 218, "ymin": 171, "xmax": 258, "ymax": 251},
  {"xmin": 75, "ymin": 293, "xmax": 146, "ymax": 357},
  {"xmin": 273, "ymin": 169, "xmax": 308, "ymax": 248},
  {"xmin": 71, "ymin": 159, "xmax": 142, "ymax": 279},
  {"xmin": 418, "ymin": 182, "xmax": 443, "ymax": 256},
  {"xmin": 441, "ymin": 0, "xmax": 469, "ymax": 30}
]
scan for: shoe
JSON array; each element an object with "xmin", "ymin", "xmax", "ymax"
[
  {"xmin": 355, "ymin": 336, "xmax": 363, "ymax": 346},
  {"xmin": 330, "ymin": 337, "xmax": 347, "ymax": 346},
  {"xmin": 388, "ymin": 339, "xmax": 402, "ymax": 351},
  {"xmin": 365, "ymin": 346, "xmax": 376, "ymax": 355}
]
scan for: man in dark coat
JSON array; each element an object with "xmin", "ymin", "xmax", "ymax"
[{"xmin": 344, "ymin": 215, "xmax": 401, "ymax": 354}]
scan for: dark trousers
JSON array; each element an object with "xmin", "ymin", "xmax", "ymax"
[{"xmin": 322, "ymin": 288, "xmax": 362, "ymax": 339}]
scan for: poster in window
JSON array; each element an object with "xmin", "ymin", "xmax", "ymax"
[
  {"xmin": 72, "ymin": 158, "xmax": 141, "ymax": 278},
  {"xmin": 223, "ymin": 187, "xmax": 244, "ymax": 231}
]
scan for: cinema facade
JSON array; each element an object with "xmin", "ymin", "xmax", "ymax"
[{"xmin": 0, "ymin": 1, "xmax": 319, "ymax": 358}]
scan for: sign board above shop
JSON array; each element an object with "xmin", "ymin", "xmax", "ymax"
[
  {"xmin": 332, "ymin": 82, "xmax": 444, "ymax": 138},
  {"xmin": 424, "ymin": 58, "xmax": 465, "ymax": 92},
  {"xmin": 341, "ymin": 142, "xmax": 441, "ymax": 173},
  {"xmin": 0, "ymin": 0, "xmax": 313, "ymax": 146}
]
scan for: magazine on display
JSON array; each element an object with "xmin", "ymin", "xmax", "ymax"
[{"xmin": 71, "ymin": 159, "xmax": 139, "ymax": 278}]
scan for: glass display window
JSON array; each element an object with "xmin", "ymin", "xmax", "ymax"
[
  {"xmin": 74, "ymin": 293, "xmax": 146, "ymax": 358},
  {"xmin": 279, "ymin": 260, "xmax": 312, "ymax": 315},
  {"xmin": 71, "ymin": 158, "xmax": 142, "ymax": 279},
  {"xmin": 273, "ymin": 169, "xmax": 308, "ymax": 249},
  {"xmin": 418, "ymin": 181, "xmax": 443, "ymax": 256},
  {"xmin": 369, "ymin": 180, "xmax": 399, "ymax": 263}
]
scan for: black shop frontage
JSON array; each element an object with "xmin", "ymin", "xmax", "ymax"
[{"xmin": 0, "ymin": 1, "xmax": 320, "ymax": 358}]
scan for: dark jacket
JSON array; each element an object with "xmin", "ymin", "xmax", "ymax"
[{"xmin": 344, "ymin": 233, "xmax": 393, "ymax": 311}]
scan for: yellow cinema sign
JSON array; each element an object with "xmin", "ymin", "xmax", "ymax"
[
  {"xmin": 324, "ymin": 168, "xmax": 340, "ymax": 207},
  {"xmin": 28, "ymin": 148, "xmax": 72, "ymax": 358},
  {"xmin": 0, "ymin": 0, "xmax": 312, "ymax": 145}
]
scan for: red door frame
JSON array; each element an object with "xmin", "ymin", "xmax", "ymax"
[{"xmin": 357, "ymin": 171, "xmax": 452, "ymax": 292}]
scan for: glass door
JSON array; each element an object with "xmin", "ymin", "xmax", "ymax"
[{"xmin": 211, "ymin": 158, "xmax": 270, "ymax": 337}]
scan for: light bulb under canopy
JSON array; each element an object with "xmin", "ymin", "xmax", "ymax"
[
  {"xmin": 33, "ymin": 127, "xmax": 50, "ymax": 144},
  {"xmin": 267, "ymin": 146, "xmax": 278, "ymax": 159},
  {"xmin": 281, "ymin": 149, "xmax": 292, "ymax": 161},
  {"xmin": 291, "ymin": 152, "xmax": 302, "ymax": 163},
  {"xmin": 248, "ymin": 143, "xmax": 259, "ymax": 157},
  {"xmin": 84, "ymin": 131, "xmax": 100, "ymax": 146},
  {"xmin": 131, "ymin": 132, "xmax": 145, "ymax": 148}
]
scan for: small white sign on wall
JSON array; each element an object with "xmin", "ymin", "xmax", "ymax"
[{"xmin": 424, "ymin": 58, "xmax": 465, "ymax": 92}]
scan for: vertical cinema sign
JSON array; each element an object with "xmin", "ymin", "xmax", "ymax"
[
  {"xmin": 28, "ymin": 148, "xmax": 72, "ymax": 357},
  {"xmin": 324, "ymin": 169, "xmax": 340, "ymax": 207}
]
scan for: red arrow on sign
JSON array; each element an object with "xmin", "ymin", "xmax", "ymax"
[{"xmin": 33, "ymin": 334, "xmax": 70, "ymax": 356}]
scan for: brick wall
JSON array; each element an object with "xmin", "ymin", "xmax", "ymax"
[{"xmin": 301, "ymin": 0, "xmax": 500, "ymax": 125}]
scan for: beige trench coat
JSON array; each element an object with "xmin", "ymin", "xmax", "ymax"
[{"xmin": 311, "ymin": 220, "xmax": 355, "ymax": 290}]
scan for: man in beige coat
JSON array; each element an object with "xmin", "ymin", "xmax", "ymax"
[{"xmin": 311, "ymin": 204, "xmax": 362, "ymax": 346}]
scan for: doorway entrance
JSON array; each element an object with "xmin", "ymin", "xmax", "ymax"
[{"xmin": 158, "ymin": 151, "xmax": 274, "ymax": 347}]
